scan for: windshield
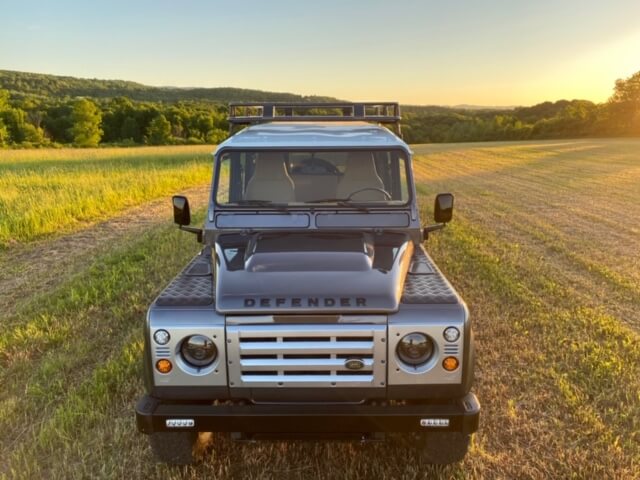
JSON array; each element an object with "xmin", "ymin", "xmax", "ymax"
[{"xmin": 215, "ymin": 149, "xmax": 410, "ymax": 207}]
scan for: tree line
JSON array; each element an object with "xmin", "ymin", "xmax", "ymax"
[
  {"xmin": 402, "ymin": 70, "xmax": 640, "ymax": 143},
  {"xmin": 0, "ymin": 69, "xmax": 638, "ymax": 148},
  {"xmin": 0, "ymin": 92, "xmax": 229, "ymax": 147}
]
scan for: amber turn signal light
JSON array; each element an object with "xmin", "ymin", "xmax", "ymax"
[
  {"xmin": 156, "ymin": 359, "xmax": 172, "ymax": 374},
  {"xmin": 442, "ymin": 356, "xmax": 459, "ymax": 371}
]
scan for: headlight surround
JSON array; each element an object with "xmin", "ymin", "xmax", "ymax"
[
  {"xmin": 180, "ymin": 335, "xmax": 217, "ymax": 367},
  {"xmin": 396, "ymin": 332, "xmax": 435, "ymax": 366}
]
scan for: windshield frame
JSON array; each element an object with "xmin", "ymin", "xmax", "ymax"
[{"xmin": 211, "ymin": 146, "xmax": 414, "ymax": 211}]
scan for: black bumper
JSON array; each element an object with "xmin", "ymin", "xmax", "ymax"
[{"xmin": 136, "ymin": 392, "xmax": 480, "ymax": 436}]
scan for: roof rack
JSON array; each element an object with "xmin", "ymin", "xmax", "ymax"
[{"xmin": 228, "ymin": 102, "xmax": 402, "ymax": 136}]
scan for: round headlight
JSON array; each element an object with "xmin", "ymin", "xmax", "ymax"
[
  {"xmin": 396, "ymin": 332, "xmax": 434, "ymax": 366},
  {"xmin": 181, "ymin": 335, "xmax": 217, "ymax": 367},
  {"xmin": 443, "ymin": 327, "xmax": 460, "ymax": 343},
  {"xmin": 153, "ymin": 329, "xmax": 170, "ymax": 345}
]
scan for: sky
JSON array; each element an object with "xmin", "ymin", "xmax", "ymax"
[{"xmin": 1, "ymin": 0, "xmax": 639, "ymax": 106}]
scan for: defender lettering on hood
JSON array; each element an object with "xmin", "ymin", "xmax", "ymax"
[{"xmin": 244, "ymin": 297, "xmax": 367, "ymax": 308}]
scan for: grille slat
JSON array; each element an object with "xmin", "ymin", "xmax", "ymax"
[
  {"xmin": 240, "ymin": 358, "xmax": 375, "ymax": 370},
  {"xmin": 241, "ymin": 374, "xmax": 375, "ymax": 383},
  {"xmin": 239, "ymin": 341, "xmax": 374, "ymax": 355},
  {"xmin": 444, "ymin": 345, "xmax": 460, "ymax": 355},
  {"xmin": 155, "ymin": 347, "xmax": 171, "ymax": 358}
]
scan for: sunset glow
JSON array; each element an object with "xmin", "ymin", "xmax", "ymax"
[{"xmin": 1, "ymin": 0, "xmax": 639, "ymax": 106}]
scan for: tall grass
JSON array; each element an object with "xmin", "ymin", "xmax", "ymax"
[{"xmin": 0, "ymin": 146, "xmax": 214, "ymax": 246}]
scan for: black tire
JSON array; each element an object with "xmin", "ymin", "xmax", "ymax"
[
  {"xmin": 419, "ymin": 432, "xmax": 470, "ymax": 465},
  {"xmin": 149, "ymin": 431, "xmax": 198, "ymax": 465}
]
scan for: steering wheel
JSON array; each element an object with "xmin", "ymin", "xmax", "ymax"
[
  {"xmin": 293, "ymin": 157, "xmax": 340, "ymax": 175},
  {"xmin": 346, "ymin": 187, "xmax": 392, "ymax": 200}
]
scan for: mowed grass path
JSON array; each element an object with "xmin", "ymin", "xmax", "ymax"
[
  {"xmin": 0, "ymin": 146, "xmax": 215, "ymax": 247},
  {"xmin": 1, "ymin": 139, "xmax": 639, "ymax": 479}
]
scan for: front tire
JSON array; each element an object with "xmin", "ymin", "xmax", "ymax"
[{"xmin": 149, "ymin": 431, "xmax": 198, "ymax": 465}]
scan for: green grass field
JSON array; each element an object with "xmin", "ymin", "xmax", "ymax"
[
  {"xmin": 0, "ymin": 146, "xmax": 215, "ymax": 247},
  {"xmin": 0, "ymin": 140, "xmax": 639, "ymax": 479}
]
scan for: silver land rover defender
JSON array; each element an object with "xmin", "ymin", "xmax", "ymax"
[{"xmin": 135, "ymin": 102, "xmax": 480, "ymax": 465}]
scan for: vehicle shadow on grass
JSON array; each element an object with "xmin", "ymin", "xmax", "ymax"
[{"xmin": 178, "ymin": 434, "xmax": 463, "ymax": 480}]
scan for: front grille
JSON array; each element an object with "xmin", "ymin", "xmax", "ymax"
[{"xmin": 226, "ymin": 324, "xmax": 387, "ymax": 388}]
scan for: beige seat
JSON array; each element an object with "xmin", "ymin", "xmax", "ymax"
[
  {"xmin": 244, "ymin": 152, "xmax": 296, "ymax": 202},
  {"xmin": 336, "ymin": 151, "xmax": 387, "ymax": 201}
]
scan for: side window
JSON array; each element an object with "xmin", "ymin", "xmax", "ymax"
[
  {"xmin": 373, "ymin": 151, "xmax": 408, "ymax": 201},
  {"xmin": 216, "ymin": 154, "xmax": 231, "ymax": 204},
  {"xmin": 216, "ymin": 152, "xmax": 251, "ymax": 204},
  {"xmin": 397, "ymin": 154, "xmax": 409, "ymax": 201}
]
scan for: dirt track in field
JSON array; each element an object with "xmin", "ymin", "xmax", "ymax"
[{"xmin": 0, "ymin": 185, "xmax": 210, "ymax": 320}]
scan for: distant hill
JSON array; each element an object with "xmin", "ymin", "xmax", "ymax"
[
  {"xmin": 451, "ymin": 104, "xmax": 520, "ymax": 111},
  {"xmin": 1, "ymin": 69, "xmax": 522, "ymax": 113},
  {"xmin": 0, "ymin": 69, "xmax": 340, "ymax": 104}
]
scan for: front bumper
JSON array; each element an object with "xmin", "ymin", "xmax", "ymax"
[{"xmin": 136, "ymin": 392, "xmax": 480, "ymax": 436}]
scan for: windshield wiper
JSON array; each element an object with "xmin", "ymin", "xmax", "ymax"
[
  {"xmin": 305, "ymin": 197, "xmax": 351, "ymax": 203},
  {"xmin": 304, "ymin": 198, "xmax": 374, "ymax": 211},
  {"xmin": 233, "ymin": 200, "xmax": 288, "ymax": 210}
]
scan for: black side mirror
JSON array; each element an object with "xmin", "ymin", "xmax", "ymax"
[
  {"xmin": 434, "ymin": 193, "xmax": 454, "ymax": 224},
  {"xmin": 173, "ymin": 195, "xmax": 191, "ymax": 226}
]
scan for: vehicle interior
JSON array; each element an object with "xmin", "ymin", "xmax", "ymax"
[{"xmin": 216, "ymin": 149, "xmax": 409, "ymax": 206}]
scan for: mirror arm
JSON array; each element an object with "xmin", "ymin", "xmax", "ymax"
[
  {"xmin": 179, "ymin": 225, "xmax": 203, "ymax": 243},
  {"xmin": 423, "ymin": 223, "xmax": 446, "ymax": 240}
]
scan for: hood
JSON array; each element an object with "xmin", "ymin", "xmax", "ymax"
[{"xmin": 215, "ymin": 232, "xmax": 413, "ymax": 314}]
